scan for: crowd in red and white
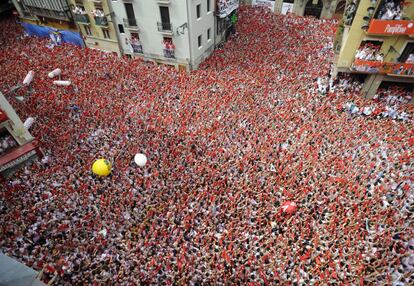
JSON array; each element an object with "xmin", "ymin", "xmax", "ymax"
[
  {"xmin": 355, "ymin": 42, "xmax": 384, "ymax": 62},
  {"xmin": 0, "ymin": 6, "xmax": 413, "ymax": 286},
  {"xmin": 378, "ymin": 0, "xmax": 404, "ymax": 20}
]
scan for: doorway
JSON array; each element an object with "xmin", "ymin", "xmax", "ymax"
[{"xmin": 304, "ymin": 0, "xmax": 323, "ymax": 19}]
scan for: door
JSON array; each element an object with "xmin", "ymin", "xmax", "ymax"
[
  {"xmin": 125, "ymin": 3, "xmax": 137, "ymax": 26},
  {"xmin": 159, "ymin": 6, "xmax": 171, "ymax": 30},
  {"xmin": 304, "ymin": 0, "xmax": 323, "ymax": 19}
]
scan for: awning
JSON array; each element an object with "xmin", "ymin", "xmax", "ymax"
[{"xmin": 0, "ymin": 253, "xmax": 46, "ymax": 286}]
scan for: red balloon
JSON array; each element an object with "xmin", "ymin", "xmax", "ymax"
[{"xmin": 281, "ymin": 201, "xmax": 297, "ymax": 214}]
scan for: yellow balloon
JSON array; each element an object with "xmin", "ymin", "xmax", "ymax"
[{"xmin": 92, "ymin": 159, "xmax": 112, "ymax": 177}]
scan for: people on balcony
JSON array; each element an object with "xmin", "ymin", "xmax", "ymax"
[
  {"xmin": 72, "ymin": 6, "xmax": 87, "ymax": 15},
  {"xmin": 378, "ymin": 0, "xmax": 403, "ymax": 20},
  {"xmin": 92, "ymin": 9, "xmax": 105, "ymax": 18},
  {"xmin": 0, "ymin": 133, "xmax": 18, "ymax": 156},
  {"xmin": 355, "ymin": 43, "xmax": 384, "ymax": 62},
  {"xmin": 129, "ymin": 36, "xmax": 142, "ymax": 54},
  {"xmin": 343, "ymin": 0, "xmax": 358, "ymax": 25},
  {"xmin": 163, "ymin": 39, "xmax": 175, "ymax": 58},
  {"xmin": 406, "ymin": 53, "xmax": 414, "ymax": 63}
]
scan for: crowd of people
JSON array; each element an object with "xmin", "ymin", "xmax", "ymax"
[
  {"xmin": 355, "ymin": 42, "xmax": 384, "ymax": 62},
  {"xmin": 378, "ymin": 0, "xmax": 404, "ymax": 20},
  {"xmin": 0, "ymin": 6, "xmax": 413, "ymax": 285}
]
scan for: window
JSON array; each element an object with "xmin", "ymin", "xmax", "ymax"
[
  {"xmin": 198, "ymin": 35, "xmax": 202, "ymax": 48},
  {"xmin": 125, "ymin": 3, "xmax": 137, "ymax": 26},
  {"xmin": 196, "ymin": 4, "xmax": 201, "ymax": 19},
  {"xmin": 103, "ymin": 29, "xmax": 110, "ymax": 39},
  {"xmin": 118, "ymin": 24, "xmax": 124, "ymax": 34},
  {"xmin": 84, "ymin": 25, "xmax": 91, "ymax": 36},
  {"xmin": 160, "ymin": 6, "xmax": 170, "ymax": 24},
  {"xmin": 207, "ymin": 0, "xmax": 211, "ymax": 12},
  {"xmin": 207, "ymin": 28, "xmax": 211, "ymax": 41}
]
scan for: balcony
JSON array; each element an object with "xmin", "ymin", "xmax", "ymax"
[
  {"xmin": 351, "ymin": 59, "xmax": 414, "ymax": 77},
  {"xmin": 163, "ymin": 48, "xmax": 175, "ymax": 59},
  {"xmin": 123, "ymin": 18, "xmax": 139, "ymax": 30},
  {"xmin": 24, "ymin": 6, "xmax": 72, "ymax": 21},
  {"xmin": 94, "ymin": 16, "xmax": 108, "ymax": 27},
  {"xmin": 155, "ymin": 0, "xmax": 172, "ymax": 4},
  {"xmin": 157, "ymin": 22, "xmax": 173, "ymax": 35},
  {"xmin": 131, "ymin": 43, "xmax": 143, "ymax": 54},
  {"xmin": 74, "ymin": 14, "xmax": 89, "ymax": 24}
]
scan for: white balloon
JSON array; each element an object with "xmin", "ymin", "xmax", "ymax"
[
  {"xmin": 134, "ymin": 153, "xmax": 147, "ymax": 167},
  {"xmin": 48, "ymin": 68, "xmax": 61, "ymax": 78},
  {"xmin": 23, "ymin": 71, "xmax": 35, "ymax": 85},
  {"xmin": 23, "ymin": 117, "xmax": 34, "ymax": 129},
  {"xmin": 53, "ymin": 80, "xmax": 71, "ymax": 86}
]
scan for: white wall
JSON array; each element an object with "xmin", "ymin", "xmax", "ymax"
[
  {"xmin": 109, "ymin": 0, "xmax": 215, "ymax": 69},
  {"xmin": 187, "ymin": 0, "xmax": 215, "ymax": 68},
  {"xmin": 110, "ymin": 0, "xmax": 195, "ymax": 65}
]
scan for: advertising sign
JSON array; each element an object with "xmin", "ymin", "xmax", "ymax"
[{"xmin": 367, "ymin": 20, "xmax": 414, "ymax": 36}]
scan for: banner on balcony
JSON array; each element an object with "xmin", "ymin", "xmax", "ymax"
[
  {"xmin": 21, "ymin": 23, "xmax": 84, "ymax": 47},
  {"xmin": 130, "ymin": 38, "xmax": 143, "ymax": 54},
  {"xmin": 281, "ymin": 3, "xmax": 294, "ymax": 15},
  {"xmin": 217, "ymin": 0, "xmax": 239, "ymax": 18},
  {"xmin": 351, "ymin": 59, "xmax": 414, "ymax": 76},
  {"xmin": 367, "ymin": 20, "xmax": 414, "ymax": 36},
  {"xmin": 252, "ymin": 0, "xmax": 275, "ymax": 12}
]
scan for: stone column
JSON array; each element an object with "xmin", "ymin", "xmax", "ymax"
[
  {"xmin": 274, "ymin": 0, "xmax": 284, "ymax": 14},
  {"xmin": 362, "ymin": 74, "xmax": 384, "ymax": 99}
]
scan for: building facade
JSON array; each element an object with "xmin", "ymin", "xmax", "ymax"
[
  {"xmin": 70, "ymin": 0, "xmax": 121, "ymax": 55},
  {"xmin": 0, "ymin": 92, "xmax": 42, "ymax": 178},
  {"xmin": 107, "ymin": 0, "xmax": 238, "ymax": 70},
  {"xmin": 248, "ymin": 0, "xmax": 347, "ymax": 19},
  {"xmin": 334, "ymin": 0, "xmax": 414, "ymax": 99},
  {"xmin": 11, "ymin": 0, "xmax": 77, "ymax": 30}
]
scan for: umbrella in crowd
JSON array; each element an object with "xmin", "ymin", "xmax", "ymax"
[{"xmin": 0, "ymin": 6, "xmax": 413, "ymax": 286}]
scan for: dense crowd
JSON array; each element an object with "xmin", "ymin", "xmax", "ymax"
[{"xmin": 1, "ymin": 6, "xmax": 414, "ymax": 285}]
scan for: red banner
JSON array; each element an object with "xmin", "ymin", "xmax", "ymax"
[
  {"xmin": 352, "ymin": 59, "xmax": 414, "ymax": 76},
  {"xmin": 367, "ymin": 19, "xmax": 414, "ymax": 36},
  {"xmin": 0, "ymin": 109, "xmax": 8, "ymax": 123}
]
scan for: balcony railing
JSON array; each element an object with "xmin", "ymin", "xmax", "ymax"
[
  {"xmin": 163, "ymin": 48, "xmax": 175, "ymax": 59},
  {"xmin": 351, "ymin": 59, "xmax": 414, "ymax": 77},
  {"xmin": 74, "ymin": 14, "xmax": 89, "ymax": 24},
  {"xmin": 123, "ymin": 18, "xmax": 139, "ymax": 29},
  {"xmin": 22, "ymin": 6, "xmax": 71, "ymax": 21},
  {"xmin": 157, "ymin": 22, "xmax": 173, "ymax": 33},
  {"xmin": 94, "ymin": 16, "xmax": 108, "ymax": 27},
  {"xmin": 131, "ymin": 43, "xmax": 143, "ymax": 54}
]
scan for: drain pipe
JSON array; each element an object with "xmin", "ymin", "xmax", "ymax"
[
  {"xmin": 186, "ymin": 0, "xmax": 193, "ymax": 70},
  {"xmin": 107, "ymin": 0, "xmax": 124, "ymax": 56}
]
